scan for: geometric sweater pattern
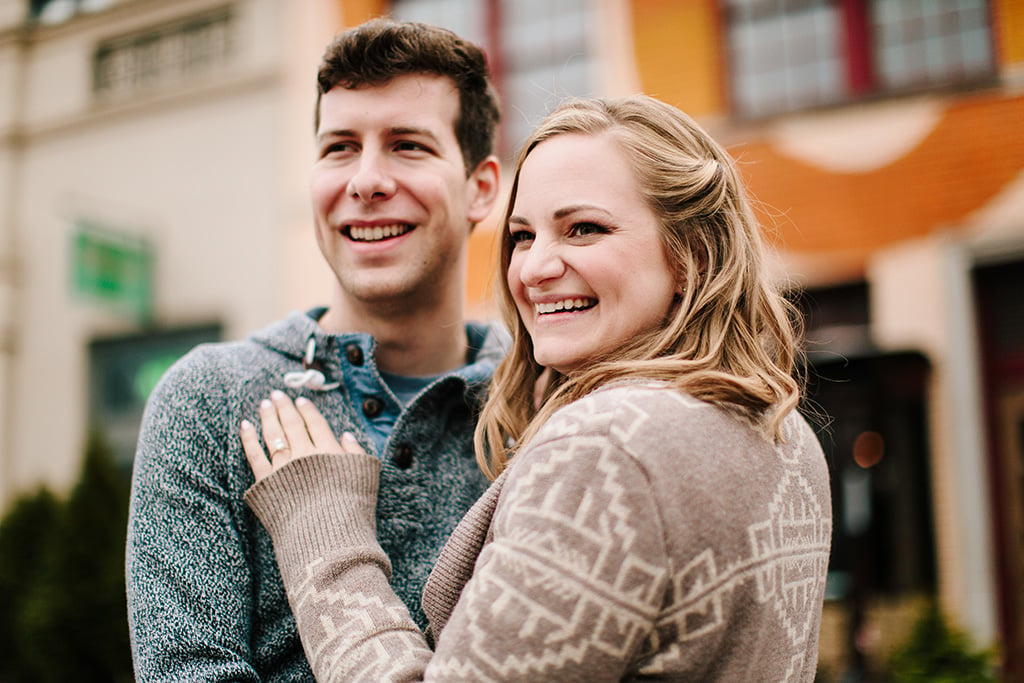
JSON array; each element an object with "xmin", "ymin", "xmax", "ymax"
[{"xmin": 245, "ymin": 382, "xmax": 832, "ymax": 682}]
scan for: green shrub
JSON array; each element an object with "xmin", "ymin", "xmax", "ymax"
[
  {"xmin": 0, "ymin": 431, "xmax": 132, "ymax": 682},
  {"xmin": 0, "ymin": 487, "xmax": 61, "ymax": 682},
  {"xmin": 888, "ymin": 600, "xmax": 999, "ymax": 683}
]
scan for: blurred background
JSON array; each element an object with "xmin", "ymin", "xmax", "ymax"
[{"xmin": 0, "ymin": 0, "xmax": 1021, "ymax": 680}]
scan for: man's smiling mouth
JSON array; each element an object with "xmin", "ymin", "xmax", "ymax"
[{"xmin": 346, "ymin": 224, "xmax": 414, "ymax": 242}]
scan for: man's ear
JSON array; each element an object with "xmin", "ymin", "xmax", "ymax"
[{"xmin": 466, "ymin": 155, "xmax": 501, "ymax": 226}]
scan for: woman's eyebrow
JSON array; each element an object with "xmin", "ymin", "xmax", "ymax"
[{"xmin": 554, "ymin": 204, "xmax": 612, "ymax": 219}]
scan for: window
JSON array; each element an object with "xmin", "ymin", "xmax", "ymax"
[
  {"xmin": 32, "ymin": 0, "xmax": 115, "ymax": 25},
  {"xmin": 92, "ymin": 8, "xmax": 234, "ymax": 98},
  {"xmin": 497, "ymin": 0, "xmax": 594, "ymax": 151},
  {"xmin": 89, "ymin": 326, "xmax": 222, "ymax": 467},
  {"xmin": 873, "ymin": 0, "xmax": 993, "ymax": 91},
  {"xmin": 390, "ymin": 0, "xmax": 596, "ymax": 156},
  {"xmin": 725, "ymin": 0, "xmax": 995, "ymax": 118}
]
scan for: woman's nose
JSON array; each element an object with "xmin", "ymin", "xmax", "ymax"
[{"xmin": 517, "ymin": 239, "xmax": 566, "ymax": 286}]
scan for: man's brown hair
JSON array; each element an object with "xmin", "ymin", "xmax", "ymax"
[{"xmin": 315, "ymin": 18, "xmax": 501, "ymax": 172}]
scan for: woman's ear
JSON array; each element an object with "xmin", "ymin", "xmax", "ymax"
[{"xmin": 684, "ymin": 243, "xmax": 710, "ymax": 293}]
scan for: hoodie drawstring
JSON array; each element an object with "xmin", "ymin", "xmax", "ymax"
[{"xmin": 283, "ymin": 337, "xmax": 340, "ymax": 391}]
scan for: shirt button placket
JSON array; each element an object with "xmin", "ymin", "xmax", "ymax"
[
  {"xmin": 345, "ymin": 343, "xmax": 364, "ymax": 366},
  {"xmin": 393, "ymin": 444, "xmax": 414, "ymax": 470},
  {"xmin": 362, "ymin": 396, "xmax": 383, "ymax": 418}
]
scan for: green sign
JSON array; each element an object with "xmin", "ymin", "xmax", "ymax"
[{"xmin": 72, "ymin": 222, "xmax": 153, "ymax": 321}]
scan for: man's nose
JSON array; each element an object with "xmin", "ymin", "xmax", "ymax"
[{"xmin": 347, "ymin": 153, "xmax": 397, "ymax": 202}]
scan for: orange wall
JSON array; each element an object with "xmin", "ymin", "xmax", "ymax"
[
  {"xmin": 734, "ymin": 94, "xmax": 1024, "ymax": 276},
  {"xmin": 629, "ymin": 0, "xmax": 725, "ymax": 117},
  {"xmin": 995, "ymin": 0, "xmax": 1024, "ymax": 65},
  {"xmin": 467, "ymin": 222, "xmax": 501, "ymax": 317},
  {"xmin": 338, "ymin": 0, "xmax": 386, "ymax": 27}
]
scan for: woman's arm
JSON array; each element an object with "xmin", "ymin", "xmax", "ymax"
[
  {"xmin": 242, "ymin": 392, "xmax": 434, "ymax": 681},
  {"xmin": 242, "ymin": 393, "xmax": 670, "ymax": 682}
]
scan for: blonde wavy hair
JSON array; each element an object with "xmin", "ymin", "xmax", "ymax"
[{"xmin": 474, "ymin": 96, "xmax": 801, "ymax": 479}]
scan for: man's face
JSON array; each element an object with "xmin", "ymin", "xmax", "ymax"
[{"xmin": 311, "ymin": 74, "xmax": 495, "ymax": 312}]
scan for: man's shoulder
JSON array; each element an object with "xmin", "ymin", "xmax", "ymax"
[
  {"xmin": 161, "ymin": 337, "xmax": 273, "ymax": 383},
  {"xmin": 150, "ymin": 312, "xmax": 314, "ymax": 402}
]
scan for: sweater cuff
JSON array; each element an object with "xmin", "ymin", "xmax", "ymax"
[{"xmin": 244, "ymin": 453, "xmax": 382, "ymax": 578}]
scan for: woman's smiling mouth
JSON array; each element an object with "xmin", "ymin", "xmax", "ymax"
[{"xmin": 534, "ymin": 298, "xmax": 597, "ymax": 315}]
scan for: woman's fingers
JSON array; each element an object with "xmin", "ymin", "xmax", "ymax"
[
  {"xmin": 240, "ymin": 419, "xmax": 273, "ymax": 482},
  {"xmin": 269, "ymin": 391, "xmax": 313, "ymax": 453},
  {"xmin": 294, "ymin": 397, "xmax": 345, "ymax": 455},
  {"xmin": 241, "ymin": 392, "xmax": 365, "ymax": 483},
  {"xmin": 259, "ymin": 396, "xmax": 294, "ymax": 465},
  {"xmin": 340, "ymin": 432, "xmax": 366, "ymax": 455}
]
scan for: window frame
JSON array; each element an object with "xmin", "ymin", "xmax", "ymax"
[{"xmin": 722, "ymin": 0, "xmax": 998, "ymax": 120}]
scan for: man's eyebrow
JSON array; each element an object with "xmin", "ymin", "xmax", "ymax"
[
  {"xmin": 389, "ymin": 126, "xmax": 441, "ymax": 143},
  {"xmin": 316, "ymin": 127, "xmax": 441, "ymax": 144},
  {"xmin": 316, "ymin": 129, "xmax": 356, "ymax": 143}
]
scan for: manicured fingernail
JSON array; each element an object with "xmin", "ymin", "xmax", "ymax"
[
  {"xmin": 341, "ymin": 432, "xmax": 357, "ymax": 447},
  {"xmin": 260, "ymin": 399, "xmax": 271, "ymax": 409},
  {"xmin": 295, "ymin": 396, "xmax": 308, "ymax": 406},
  {"xmin": 271, "ymin": 390, "xmax": 285, "ymax": 400},
  {"xmin": 240, "ymin": 419, "xmax": 252, "ymax": 430}
]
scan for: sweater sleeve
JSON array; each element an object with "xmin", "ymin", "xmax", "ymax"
[
  {"xmin": 126, "ymin": 366, "xmax": 262, "ymax": 682},
  {"xmin": 425, "ymin": 429, "xmax": 670, "ymax": 681},
  {"xmin": 244, "ymin": 453, "xmax": 435, "ymax": 681}
]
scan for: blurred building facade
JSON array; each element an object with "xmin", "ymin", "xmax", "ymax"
[{"xmin": 0, "ymin": 0, "xmax": 1021, "ymax": 678}]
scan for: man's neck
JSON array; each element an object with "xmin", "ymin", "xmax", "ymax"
[{"xmin": 318, "ymin": 297, "xmax": 468, "ymax": 377}]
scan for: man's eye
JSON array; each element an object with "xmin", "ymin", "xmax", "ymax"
[
  {"xmin": 395, "ymin": 141, "xmax": 429, "ymax": 153},
  {"xmin": 321, "ymin": 142, "xmax": 355, "ymax": 157}
]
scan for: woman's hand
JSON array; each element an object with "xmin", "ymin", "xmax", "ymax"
[{"xmin": 240, "ymin": 390, "xmax": 364, "ymax": 483}]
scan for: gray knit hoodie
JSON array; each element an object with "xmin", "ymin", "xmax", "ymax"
[{"xmin": 126, "ymin": 309, "xmax": 507, "ymax": 682}]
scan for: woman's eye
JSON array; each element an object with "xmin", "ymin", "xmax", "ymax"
[
  {"xmin": 509, "ymin": 229, "xmax": 534, "ymax": 244},
  {"xmin": 570, "ymin": 222, "xmax": 607, "ymax": 237}
]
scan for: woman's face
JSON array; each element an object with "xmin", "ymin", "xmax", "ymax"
[{"xmin": 507, "ymin": 132, "xmax": 679, "ymax": 374}]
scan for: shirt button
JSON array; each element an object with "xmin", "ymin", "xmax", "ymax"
[
  {"xmin": 393, "ymin": 444, "xmax": 414, "ymax": 470},
  {"xmin": 362, "ymin": 397, "xmax": 383, "ymax": 418},
  {"xmin": 345, "ymin": 343, "xmax": 364, "ymax": 366}
]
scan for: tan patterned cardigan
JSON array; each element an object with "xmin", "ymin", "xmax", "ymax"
[{"xmin": 245, "ymin": 382, "xmax": 832, "ymax": 681}]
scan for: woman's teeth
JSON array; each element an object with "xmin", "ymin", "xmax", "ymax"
[
  {"xmin": 348, "ymin": 224, "xmax": 412, "ymax": 242},
  {"xmin": 535, "ymin": 298, "xmax": 596, "ymax": 315}
]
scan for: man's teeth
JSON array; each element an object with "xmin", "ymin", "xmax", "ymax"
[
  {"xmin": 349, "ymin": 224, "xmax": 412, "ymax": 242},
  {"xmin": 535, "ymin": 298, "xmax": 596, "ymax": 314}
]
